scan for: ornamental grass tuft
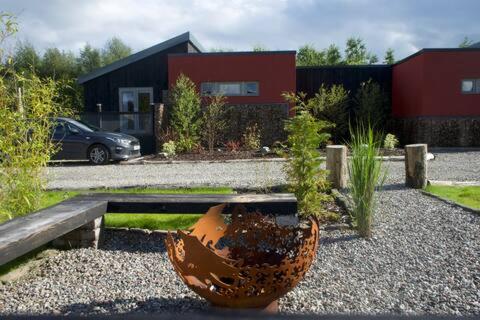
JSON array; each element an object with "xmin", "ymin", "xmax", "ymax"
[{"xmin": 347, "ymin": 124, "xmax": 385, "ymax": 238}]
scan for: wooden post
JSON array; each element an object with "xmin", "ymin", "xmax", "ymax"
[
  {"xmin": 326, "ymin": 145, "xmax": 347, "ymax": 189},
  {"xmin": 405, "ymin": 144, "xmax": 427, "ymax": 188},
  {"xmin": 154, "ymin": 103, "xmax": 165, "ymax": 153}
]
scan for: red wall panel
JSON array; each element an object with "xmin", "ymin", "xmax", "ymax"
[
  {"xmin": 168, "ymin": 52, "xmax": 296, "ymax": 107},
  {"xmin": 393, "ymin": 50, "xmax": 480, "ymax": 117}
]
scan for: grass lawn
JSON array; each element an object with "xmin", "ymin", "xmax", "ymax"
[
  {"xmin": 0, "ymin": 187, "xmax": 233, "ymax": 229},
  {"xmin": 425, "ymin": 185, "xmax": 480, "ymax": 210}
]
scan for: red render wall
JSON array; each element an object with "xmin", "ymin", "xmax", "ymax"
[
  {"xmin": 392, "ymin": 53, "xmax": 424, "ymax": 117},
  {"xmin": 422, "ymin": 51, "xmax": 480, "ymax": 116},
  {"xmin": 168, "ymin": 52, "xmax": 296, "ymax": 106}
]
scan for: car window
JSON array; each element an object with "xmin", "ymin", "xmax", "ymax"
[
  {"xmin": 53, "ymin": 123, "xmax": 66, "ymax": 136},
  {"xmin": 66, "ymin": 123, "xmax": 81, "ymax": 134}
]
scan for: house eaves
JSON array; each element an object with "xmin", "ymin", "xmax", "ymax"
[{"xmin": 78, "ymin": 31, "xmax": 204, "ymax": 84}]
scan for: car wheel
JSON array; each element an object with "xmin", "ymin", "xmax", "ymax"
[{"xmin": 88, "ymin": 145, "xmax": 109, "ymax": 165}]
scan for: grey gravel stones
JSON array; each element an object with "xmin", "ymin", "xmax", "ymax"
[{"xmin": 0, "ymin": 151, "xmax": 478, "ymax": 315}]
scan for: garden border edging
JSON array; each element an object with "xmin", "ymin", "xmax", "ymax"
[{"xmin": 420, "ymin": 189, "xmax": 479, "ymax": 215}]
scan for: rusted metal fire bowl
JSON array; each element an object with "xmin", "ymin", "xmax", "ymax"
[{"xmin": 165, "ymin": 204, "xmax": 319, "ymax": 311}]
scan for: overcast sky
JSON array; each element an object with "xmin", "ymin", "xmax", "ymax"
[{"xmin": 2, "ymin": 0, "xmax": 479, "ymax": 61}]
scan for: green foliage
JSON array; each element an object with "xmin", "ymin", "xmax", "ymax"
[
  {"xmin": 0, "ymin": 72, "xmax": 65, "ymax": 218},
  {"xmin": 296, "ymin": 44, "xmax": 326, "ymax": 66},
  {"xmin": 354, "ymin": 79, "xmax": 389, "ymax": 128},
  {"xmin": 383, "ymin": 133, "xmax": 399, "ymax": 149},
  {"xmin": 324, "ymin": 44, "xmax": 342, "ymax": 65},
  {"xmin": 0, "ymin": 12, "xmax": 18, "ymax": 61},
  {"xmin": 101, "ymin": 37, "xmax": 132, "ymax": 65},
  {"xmin": 383, "ymin": 48, "xmax": 395, "ymax": 64},
  {"xmin": 310, "ymin": 84, "xmax": 350, "ymax": 142},
  {"xmin": 40, "ymin": 48, "xmax": 78, "ymax": 80},
  {"xmin": 459, "ymin": 36, "xmax": 474, "ymax": 48},
  {"xmin": 348, "ymin": 125, "xmax": 385, "ymax": 238},
  {"xmin": 243, "ymin": 123, "xmax": 261, "ymax": 150},
  {"xmin": 78, "ymin": 43, "xmax": 102, "ymax": 74},
  {"xmin": 162, "ymin": 140, "xmax": 176, "ymax": 157},
  {"xmin": 202, "ymin": 94, "xmax": 228, "ymax": 153},
  {"xmin": 252, "ymin": 44, "xmax": 268, "ymax": 52},
  {"xmin": 169, "ymin": 74, "xmax": 202, "ymax": 152},
  {"xmin": 13, "ymin": 40, "xmax": 41, "ymax": 73},
  {"xmin": 283, "ymin": 92, "xmax": 332, "ymax": 217},
  {"xmin": 345, "ymin": 37, "xmax": 377, "ymax": 65}
]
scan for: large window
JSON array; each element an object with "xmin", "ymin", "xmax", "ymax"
[
  {"xmin": 461, "ymin": 79, "xmax": 480, "ymax": 94},
  {"xmin": 201, "ymin": 82, "xmax": 259, "ymax": 96}
]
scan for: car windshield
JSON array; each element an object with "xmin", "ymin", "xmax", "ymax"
[{"xmin": 68, "ymin": 119, "xmax": 100, "ymax": 132}]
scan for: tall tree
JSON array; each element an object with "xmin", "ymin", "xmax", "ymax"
[
  {"xmin": 78, "ymin": 43, "xmax": 101, "ymax": 74},
  {"xmin": 13, "ymin": 40, "xmax": 41, "ymax": 73},
  {"xmin": 296, "ymin": 44, "xmax": 325, "ymax": 66},
  {"xmin": 383, "ymin": 48, "xmax": 395, "ymax": 64},
  {"xmin": 101, "ymin": 37, "xmax": 132, "ymax": 65},
  {"xmin": 344, "ymin": 37, "xmax": 377, "ymax": 65},
  {"xmin": 40, "ymin": 48, "xmax": 78, "ymax": 79},
  {"xmin": 459, "ymin": 36, "xmax": 474, "ymax": 48},
  {"xmin": 324, "ymin": 44, "xmax": 342, "ymax": 65}
]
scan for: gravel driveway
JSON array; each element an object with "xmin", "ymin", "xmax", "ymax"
[
  {"xmin": 0, "ymin": 151, "xmax": 479, "ymax": 316},
  {"xmin": 46, "ymin": 150, "xmax": 480, "ymax": 190}
]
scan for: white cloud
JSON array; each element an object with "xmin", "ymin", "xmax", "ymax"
[{"xmin": 2, "ymin": 0, "xmax": 479, "ymax": 59}]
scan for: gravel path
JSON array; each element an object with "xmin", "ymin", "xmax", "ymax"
[
  {"xmin": 0, "ymin": 151, "xmax": 478, "ymax": 315},
  {"xmin": 46, "ymin": 151, "xmax": 480, "ymax": 190}
]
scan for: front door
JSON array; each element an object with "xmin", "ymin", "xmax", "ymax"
[{"xmin": 119, "ymin": 87, "xmax": 153, "ymax": 133}]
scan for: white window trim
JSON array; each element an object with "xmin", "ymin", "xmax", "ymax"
[
  {"xmin": 461, "ymin": 79, "xmax": 478, "ymax": 94},
  {"xmin": 118, "ymin": 87, "xmax": 154, "ymax": 112},
  {"xmin": 201, "ymin": 82, "xmax": 259, "ymax": 97},
  {"xmin": 118, "ymin": 87, "xmax": 153, "ymax": 133}
]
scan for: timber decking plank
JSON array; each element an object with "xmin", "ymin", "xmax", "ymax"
[
  {"xmin": 75, "ymin": 193, "xmax": 298, "ymax": 215},
  {"xmin": 0, "ymin": 200, "xmax": 107, "ymax": 265}
]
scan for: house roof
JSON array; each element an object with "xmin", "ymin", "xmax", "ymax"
[
  {"xmin": 394, "ymin": 47, "xmax": 480, "ymax": 65},
  {"xmin": 469, "ymin": 41, "xmax": 480, "ymax": 48},
  {"xmin": 78, "ymin": 32, "xmax": 204, "ymax": 84}
]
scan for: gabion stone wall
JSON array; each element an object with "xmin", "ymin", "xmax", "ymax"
[
  {"xmin": 391, "ymin": 117, "xmax": 480, "ymax": 147},
  {"xmin": 224, "ymin": 104, "xmax": 290, "ymax": 146}
]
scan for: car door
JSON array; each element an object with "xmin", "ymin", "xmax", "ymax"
[
  {"xmin": 51, "ymin": 122, "xmax": 68, "ymax": 159},
  {"xmin": 63, "ymin": 123, "xmax": 91, "ymax": 159}
]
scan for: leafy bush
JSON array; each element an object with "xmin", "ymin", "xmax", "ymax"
[
  {"xmin": 225, "ymin": 140, "xmax": 241, "ymax": 153},
  {"xmin": 201, "ymin": 94, "xmax": 227, "ymax": 153},
  {"xmin": 348, "ymin": 125, "xmax": 385, "ymax": 238},
  {"xmin": 354, "ymin": 79, "xmax": 389, "ymax": 128},
  {"xmin": 0, "ymin": 14, "xmax": 65, "ymax": 220},
  {"xmin": 283, "ymin": 92, "xmax": 332, "ymax": 217},
  {"xmin": 310, "ymin": 84, "xmax": 350, "ymax": 142},
  {"xmin": 384, "ymin": 133, "xmax": 399, "ymax": 150},
  {"xmin": 243, "ymin": 123, "xmax": 261, "ymax": 150},
  {"xmin": 162, "ymin": 140, "xmax": 176, "ymax": 157},
  {"xmin": 169, "ymin": 74, "xmax": 202, "ymax": 152},
  {"xmin": 0, "ymin": 73, "xmax": 64, "ymax": 219}
]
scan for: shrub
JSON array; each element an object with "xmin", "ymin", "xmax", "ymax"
[
  {"xmin": 347, "ymin": 125, "xmax": 385, "ymax": 238},
  {"xmin": 354, "ymin": 79, "xmax": 389, "ymax": 128},
  {"xmin": 169, "ymin": 74, "xmax": 202, "ymax": 152},
  {"xmin": 225, "ymin": 140, "xmax": 241, "ymax": 153},
  {"xmin": 310, "ymin": 84, "xmax": 350, "ymax": 142},
  {"xmin": 162, "ymin": 140, "xmax": 176, "ymax": 157},
  {"xmin": 201, "ymin": 94, "xmax": 227, "ymax": 153},
  {"xmin": 384, "ymin": 133, "xmax": 399, "ymax": 150},
  {"xmin": 283, "ymin": 92, "xmax": 332, "ymax": 217},
  {"xmin": 0, "ymin": 73, "xmax": 64, "ymax": 219},
  {"xmin": 243, "ymin": 123, "xmax": 261, "ymax": 150}
]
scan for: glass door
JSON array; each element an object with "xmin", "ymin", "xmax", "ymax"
[{"xmin": 119, "ymin": 87, "xmax": 153, "ymax": 133}]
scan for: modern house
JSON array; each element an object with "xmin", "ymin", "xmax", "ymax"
[{"xmin": 78, "ymin": 32, "xmax": 480, "ymax": 152}]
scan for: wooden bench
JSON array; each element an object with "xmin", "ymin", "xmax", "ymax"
[{"xmin": 0, "ymin": 193, "xmax": 297, "ymax": 266}]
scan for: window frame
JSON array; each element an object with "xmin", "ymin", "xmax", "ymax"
[
  {"xmin": 461, "ymin": 79, "xmax": 477, "ymax": 94},
  {"xmin": 201, "ymin": 82, "xmax": 259, "ymax": 97}
]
